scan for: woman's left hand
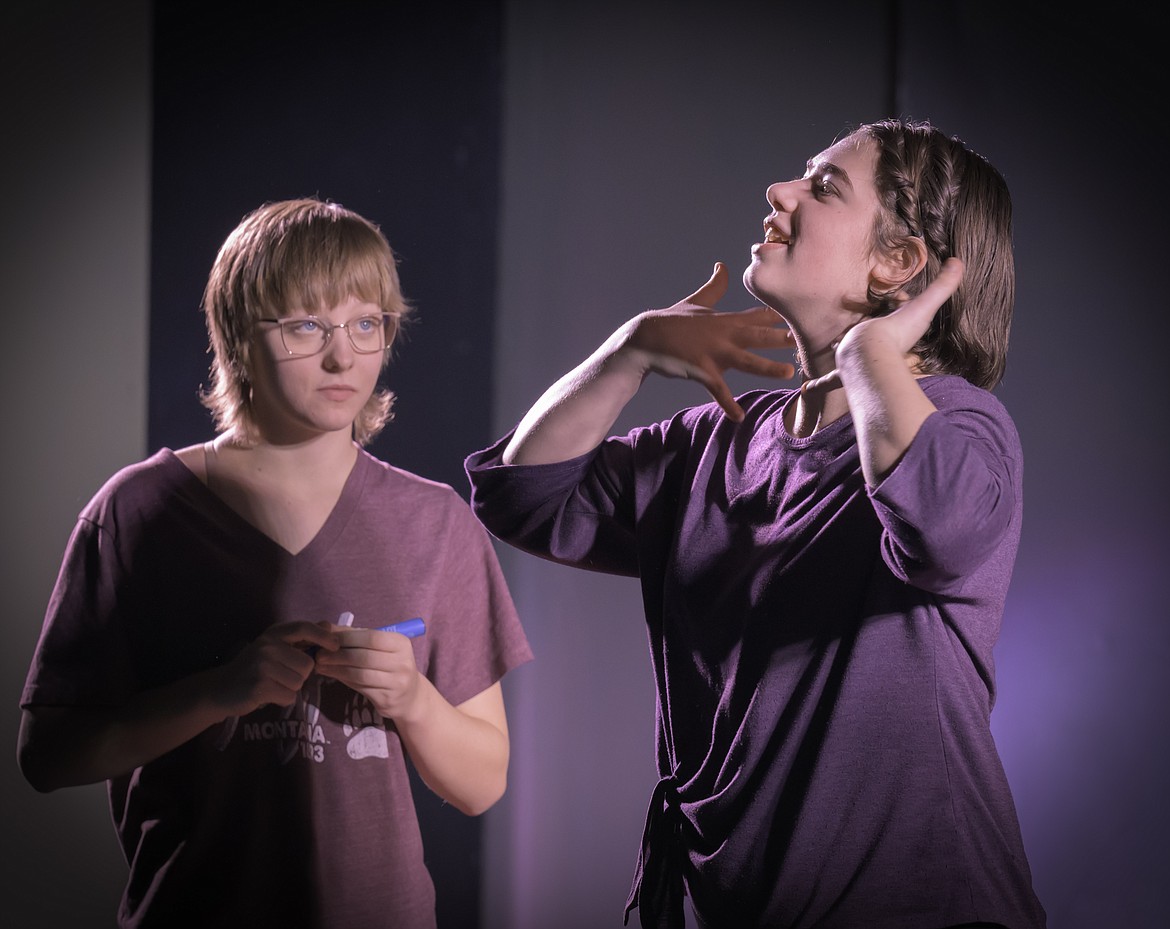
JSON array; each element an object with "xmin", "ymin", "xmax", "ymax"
[
  {"xmin": 803, "ymin": 258, "xmax": 964, "ymax": 396},
  {"xmin": 313, "ymin": 625, "xmax": 423, "ymax": 721}
]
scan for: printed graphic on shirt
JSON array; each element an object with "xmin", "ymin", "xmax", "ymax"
[{"xmin": 213, "ymin": 673, "xmax": 390, "ymax": 763}]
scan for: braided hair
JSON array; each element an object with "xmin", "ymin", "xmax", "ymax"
[{"xmin": 859, "ymin": 119, "xmax": 1014, "ymax": 390}]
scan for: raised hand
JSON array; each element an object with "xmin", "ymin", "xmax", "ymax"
[
  {"xmin": 805, "ymin": 258, "xmax": 966, "ymax": 485},
  {"xmin": 504, "ymin": 262, "xmax": 796, "ymax": 465},
  {"xmin": 622, "ymin": 262, "xmax": 796, "ymax": 420},
  {"xmin": 802, "ymin": 258, "xmax": 965, "ymax": 397}
]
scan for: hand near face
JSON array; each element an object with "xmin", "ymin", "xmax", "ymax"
[
  {"xmin": 214, "ymin": 621, "xmax": 339, "ymax": 715},
  {"xmin": 312, "ymin": 625, "xmax": 422, "ymax": 721},
  {"xmin": 621, "ymin": 262, "xmax": 797, "ymax": 421},
  {"xmin": 802, "ymin": 258, "xmax": 965, "ymax": 397}
]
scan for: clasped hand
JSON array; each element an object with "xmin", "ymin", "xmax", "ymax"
[
  {"xmin": 215, "ymin": 620, "xmax": 421, "ymax": 722},
  {"xmin": 313, "ymin": 624, "xmax": 423, "ymax": 721}
]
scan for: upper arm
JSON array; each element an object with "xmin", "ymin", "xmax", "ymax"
[
  {"xmin": 455, "ymin": 681, "xmax": 508, "ymax": 745},
  {"xmin": 870, "ymin": 392, "xmax": 1021, "ymax": 591}
]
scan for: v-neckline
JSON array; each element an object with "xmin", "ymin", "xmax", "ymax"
[{"xmin": 165, "ymin": 447, "xmax": 368, "ymax": 562}]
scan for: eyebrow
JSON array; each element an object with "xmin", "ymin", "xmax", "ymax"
[{"xmin": 804, "ymin": 158, "xmax": 854, "ymax": 190}]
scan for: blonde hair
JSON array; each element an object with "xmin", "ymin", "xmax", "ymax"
[{"xmin": 199, "ymin": 198, "xmax": 412, "ymax": 445}]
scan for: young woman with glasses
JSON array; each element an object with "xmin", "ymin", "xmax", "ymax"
[{"xmin": 19, "ymin": 198, "xmax": 532, "ymax": 929}]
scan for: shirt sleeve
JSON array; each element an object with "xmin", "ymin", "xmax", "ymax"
[
  {"xmin": 867, "ymin": 381, "xmax": 1022, "ymax": 595},
  {"xmin": 423, "ymin": 489, "xmax": 534, "ymax": 708},
  {"xmin": 21, "ymin": 513, "xmax": 137, "ymax": 708},
  {"xmin": 465, "ymin": 430, "xmax": 643, "ymax": 577}
]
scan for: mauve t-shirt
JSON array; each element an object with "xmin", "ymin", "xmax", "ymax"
[{"xmin": 24, "ymin": 448, "xmax": 532, "ymax": 929}]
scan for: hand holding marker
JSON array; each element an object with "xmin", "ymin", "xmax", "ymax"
[
  {"xmin": 309, "ymin": 613, "xmax": 426, "ymax": 657},
  {"xmin": 376, "ymin": 617, "xmax": 426, "ymax": 638},
  {"xmin": 338, "ymin": 611, "xmax": 427, "ymax": 638}
]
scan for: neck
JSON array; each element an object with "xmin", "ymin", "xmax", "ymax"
[
  {"xmin": 213, "ymin": 428, "xmax": 358, "ymax": 481},
  {"xmin": 788, "ymin": 383, "xmax": 851, "ymax": 437},
  {"xmin": 786, "ymin": 329, "xmax": 851, "ymax": 437}
]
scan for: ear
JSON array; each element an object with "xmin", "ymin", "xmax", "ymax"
[{"xmin": 870, "ymin": 236, "xmax": 928, "ymax": 296}]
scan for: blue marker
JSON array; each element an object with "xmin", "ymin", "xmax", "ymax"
[
  {"xmin": 377, "ymin": 617, "xmax": 426, "ymax": 638},
  {"xmin": 308, "ymin": 615, "xmax": 425, "ymax": 657}
]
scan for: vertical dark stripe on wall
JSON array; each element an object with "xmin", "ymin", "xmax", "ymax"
[
  {"xmin": 887, "ymin": 0, "xmax": 902, "ymax": 117},
  {"xmin": 148, "ymin": 3, "xmax": 504, "ymax": 927},
  {"xmin": 149, "ymin": 0, "xmax": 503, "ymax": 498}
]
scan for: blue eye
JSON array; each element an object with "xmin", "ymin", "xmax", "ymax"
[
  {"xmin": 288, "ymin": 318, "xmax": 321, "ymax": 335},
  {"xmin": 355, "ymin": 316, "xmax": 380, "ymax": 333}
]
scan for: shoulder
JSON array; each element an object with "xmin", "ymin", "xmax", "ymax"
[
  {"xmin": 356, "ymin": 450, "xmax": 478, "ymax": 524},
  {"xmin": 357, "ymin": 450, "xmax": 462, "ymax": 500},
  {"xmin": 920, "ymin": 375, "xmax": 1011, "ymax": 417},
  {"xmin": 919, "ymin": 375, "xmax": 1022, "ymax": 457},
  {"xmin": 82, "ymin": 450, "xmax": 190, "ymax": 517},
  {"xmin": 632, "ymin": 388, "xmax": 796, "ymax": 446},
  {"xmin": 61, "ymin": 450, "xmax": 202, "ymax": 548}
]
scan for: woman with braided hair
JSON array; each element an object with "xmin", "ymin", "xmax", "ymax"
[{"xmin": 466, "ymin": 119, "xmax": 1046, "ymax": 928}]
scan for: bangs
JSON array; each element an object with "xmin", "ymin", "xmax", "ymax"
[{"xmin": 241, "ymin": 204, "xmax": 409, "ymax": 320}]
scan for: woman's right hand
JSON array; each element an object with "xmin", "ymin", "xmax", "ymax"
[
  {"xmin": 18, "ymin": 620, "xmax": 341, "ymax": 792},
  {"xmin": 214, "ymin": 621, "xmax": 339, "ymax": 715},
  {"xmin": 504, "ymin": 263, "xmax": 795, "ymax": 465},
  {"xmin": 619, "ymin": 262, "xmax": 795, "ymax": 421}
]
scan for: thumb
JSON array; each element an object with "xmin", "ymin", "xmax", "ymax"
[
  {"xmin": 683, "ymin": 261, "xmax": 729, "ymax": 309},
  {"xmin": 801, "ymin": 368, "xmax": 842, "ymax": 399}
]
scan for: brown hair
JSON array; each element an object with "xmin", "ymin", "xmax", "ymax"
[
  {"xmin": 199, "ymin": 197, "xmax": 412, "ymax": 445},
  {"xmin": 858, "ymin": 118, "xmax": 1014, "ymax": 390}
]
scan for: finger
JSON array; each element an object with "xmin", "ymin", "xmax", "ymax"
[
  {"xmin": 260, "ymin": 656, "xmax": 315, "ymax": 694},
  {"xmin": 873, "ymin": 257, "xmax": 965, "ymax": 349},
  {"xmin": 286, "ymin": 623, "xmax": 340, "ymax": 655},
  {"xmin": 689, "ymin": 369, "xmax": 744, "ymax": 422},
  {"xmin": 276, "ymin": 621, "xmax": 339, "ymax": 646},
  {"xmin": 732, "ymin": 305, "xmax": 788, "ymax": 325},
  {"xmin": 730, "ymin": 324, "xmax": 797, "ymax": 353},
  {"xmin": 917, "ymin": 257, "xmax": 964, "ymax": 310},
  {"xmin": 332, "ymin": 626, "xmax": 413, "ymax": 654},
  {"xmin": 682, "ymin": 261, "xmax": 729, "ymax": 309},
  {"xmin": 801, "ymin": 369, "xmax": 842, "ymax": 398},
  {"xmin": 729, "ymin": 352, "xmax": 796, "ymax": 380}
]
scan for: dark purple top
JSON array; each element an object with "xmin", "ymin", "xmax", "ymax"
[
  {"xmin": 23, "ymin": 448, "xmax": 533, "ymax": 929},
  {"xmin": 466, "ymin": 376, "xmax": 1045, "ymax": 929}
]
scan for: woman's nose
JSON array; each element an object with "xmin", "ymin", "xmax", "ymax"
[
  {"xmin": 766, "ymin": 180, "xmax": 800, "ymax": 211},
  {"xmin": 321, "ymin": 330, "xmax": 355, "ymax": 369}
]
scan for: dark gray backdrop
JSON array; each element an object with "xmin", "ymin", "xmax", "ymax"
[{"xmin": 3, "ymin": 2, "xmax": 1167, "ymax": 927}]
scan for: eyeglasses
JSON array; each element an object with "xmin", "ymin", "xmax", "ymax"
[{"xmin": 258, "ymin": 313, "xmax": 395, "ymax": 357}]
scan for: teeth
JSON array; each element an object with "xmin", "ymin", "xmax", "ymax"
[{"xmin": 763, "ymin": 227, "xmax": 789, "ymax": 244}]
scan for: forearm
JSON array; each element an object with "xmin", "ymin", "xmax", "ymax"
[
  {"xmin": 18, "ymin": 667, "xmax": 234, "ymax": 792},
  {"xmin": 835, "ymin": 331, "xmax": 937, "ymax": 486},
  {"xmin": 503, "ymin": 326, "xmax": 645, "ymax": 465},
  {"xmin": 393, "ymin": 679, "xmax": 509, "ymax": 816}
]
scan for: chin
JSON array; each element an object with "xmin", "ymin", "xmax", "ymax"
[
  {"xmin": 742, "ymin": 262, "xmax": 762, "ymax": 300},
  {"xmin": 743, "ymin": 263, "xmax": 781, "ymax": 313}
]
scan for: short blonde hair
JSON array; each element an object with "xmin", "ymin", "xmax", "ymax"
[{"xmin": 199, "ymin": 198, "xmax": 412, "ymax": 445}]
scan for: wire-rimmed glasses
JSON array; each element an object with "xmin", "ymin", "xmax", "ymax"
[{"xmin": 258, "ymin": 313, "xmax": 395, "ymax": 357}]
